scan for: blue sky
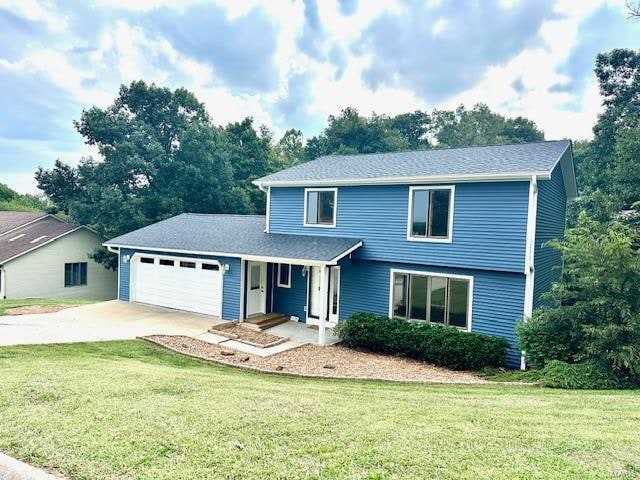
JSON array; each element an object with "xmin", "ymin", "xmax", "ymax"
[{"xmin": 0, "ymin": 0, "xmax": 638, "ymax": 193}]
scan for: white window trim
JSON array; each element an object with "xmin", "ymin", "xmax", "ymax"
[
  {"xmin": 388, "ymin": 268, "xmax": 473, "ymax": 332},
  {"xmin": 277, "ymin": 263, "xmax": 292, "ymax": 288},
  {"xmin": 303, "ymin": 187, "xmax": 337, "ymax": 228},
  {"xmin": 406, "ymin": 185, "xmax": 455, "ymax": 243}
]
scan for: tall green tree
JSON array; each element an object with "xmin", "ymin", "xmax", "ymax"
[
  {"xmin": 224, "ymin": 118, "xmax": 273, "ymax": 213},
  {"xmin": 431, "ymin": 104, "xmax": 544, "ymax": 148},
  {"xmin": 305, "ymin": 107, "xmax": 409, "ymax": 160},
  {"xmin": 272, "ymin": 128, "xmax": 305, "ymax": 171},
  {"xmin": 36, "ymin": 81, "xmax": 245, "ymax": 268}
]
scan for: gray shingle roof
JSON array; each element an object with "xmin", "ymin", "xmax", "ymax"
[
  {"xmin": 105, "ymin": 214, "xmax": 362, "ymax": 263},
  {"xmin": 254, "ymin": 140, "xmax": 572, "ymax": 185},
  {"xmin": 0, "ymin": 215, "xmax": 81, "ymax": 263},
  {"xmin": 0, "ymin": 211, "xmax": 47, "ymax": 236}
]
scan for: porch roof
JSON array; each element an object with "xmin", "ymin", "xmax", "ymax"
[{"xmin": 104, "ymin": 213, "xmax": 362, "ymax": 264}]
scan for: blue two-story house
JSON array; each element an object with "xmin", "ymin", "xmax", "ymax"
[{"xmin": 104, "ymin": 140, "xmax": 577, "ymax": 368}]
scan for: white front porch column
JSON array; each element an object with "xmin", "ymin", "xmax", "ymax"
[{"xmin": 318, "ymin": 265, "xmax": 329, "ymax": 345}]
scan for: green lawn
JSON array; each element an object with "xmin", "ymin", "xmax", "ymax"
[
  {"xmin": 0, "ymin": 341, "xmax": 639, "ymax": 480},
  {"xmin": 0, "ymin": 298, "xmax": 93, "ymax": 315}
]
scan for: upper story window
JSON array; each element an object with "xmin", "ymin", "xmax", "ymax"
[
  {"xmin": 407, "ymin": 186, "xmax": 454, "ymax": 242},
  {"xmin": 304, "ymin": 188, "xmax": 337, "ymax": 228}
]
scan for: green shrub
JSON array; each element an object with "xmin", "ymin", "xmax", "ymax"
[
  {"xmin": 516, "ymin": 309, "xmax": 583, "ymax": 368},
  {"xmin": 334, "ymin": 312, "xmax": 510, "ymax": 370},
  {"xmin": 541, "ymin": 360, "xmax": 627, "ymax": 389}
]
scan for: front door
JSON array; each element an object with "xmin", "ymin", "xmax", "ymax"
[{"xmin": 246, "ymin": 261, "xmax": 267, "ymax": 317}]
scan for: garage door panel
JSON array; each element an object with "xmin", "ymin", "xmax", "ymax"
[{"xmin": 132, "ymin": 256, "xmax": 222, "ymax": 316}]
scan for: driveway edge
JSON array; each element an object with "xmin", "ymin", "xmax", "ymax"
[{"xmin": 0, "ymin": 453, "xmax": 63, "ymax": 480}]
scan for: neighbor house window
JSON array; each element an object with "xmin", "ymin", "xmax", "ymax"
[
  {"xmin": 408, "ymin": 186, "xmax": 454, "ymax": 241},
  {"xmin": 65, "ymin": 262, "xmax": 87, "ymax": 287},
  {"xmin": 277, "ymin": 263, "xmax": 291, "ymax": 288},
  {"xmin": 391, "ymin": 271, "xmax": 471, "ymax": 329},
  {"xmin": 305, "ymin": 188, "xmax": 336, "ymax": 227}
]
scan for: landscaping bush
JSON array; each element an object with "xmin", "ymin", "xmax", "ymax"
[
  {"xmin": 334, "ymin": 312, "xmax": 510, "ymax": 370},
  {"xmin": 516, "ymin": 309, "xmax": 583, "ymax": 368},
  {"xmin": 540, "ymin": 360, "xmax": 629, "ymax": 390}
]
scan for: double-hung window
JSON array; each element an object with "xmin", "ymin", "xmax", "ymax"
[
  {"xmin": 304, "ymin": 188, "xmax": 336, "ymax": 227},
  {"xmin": 65, "ymin": 262, "xmax": 87, "ymax": 287},
  {"xmin": 408, "ymin": 186, "xmax": 454, "ymax": 242},
  {"xmin": 392, "ymin": 270, "xmax": 471, "ymax": 330}
]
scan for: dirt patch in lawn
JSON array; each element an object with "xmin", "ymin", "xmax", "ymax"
[
  {"xmin": 4, "ymin": 305, "xmax": 80, "ymax": 315},
  {"xmin": 144, "ymin": 335, "xmax": 486, "ymax": 384},
  {"xmin": 209, "ymin": 322, "xmax": 287, "ymax": 347}
]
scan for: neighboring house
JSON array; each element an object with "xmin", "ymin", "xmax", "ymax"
[
  {"xmin": 105, "ymin": 140, "xmax": 577, "ymax": 368},
  {"xmin": 0, "ymin": 212, "xmax": 117, "ymax": 300}
]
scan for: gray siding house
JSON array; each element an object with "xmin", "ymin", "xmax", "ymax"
[{"xmin": 0, "ymin": 212, "xmax": 117, "ymax": 300}]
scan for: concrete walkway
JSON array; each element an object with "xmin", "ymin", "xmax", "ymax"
[
  {"xmin": 192, "ymin": 320, "xmax": 340, "ymax": 357},
  {"xmin": 0, "ymin": 300, "xmax": 222, "ymax": 347},
  {"xmin": 0, "ymin": 453, "xmax": 63, "ymax": 479}
]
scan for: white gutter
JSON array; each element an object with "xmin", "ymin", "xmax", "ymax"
[
  {"xmin": 253, "ymin": 171, "xmax": 551, "ymax": 188},
  {"xmin": 101, "ymin": 242, "xmax": 359, "ymax": 267}
]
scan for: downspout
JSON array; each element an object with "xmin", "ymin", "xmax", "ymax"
[
  {"xmin": 257, "ymin": 183, "xmax": 270, "ymax": 233},
  {"xmin": 521, "ymin": 175, "xmax": 538, "ymax": 369}
]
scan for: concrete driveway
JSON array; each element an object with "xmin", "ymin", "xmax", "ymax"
[{"xmin": 0, "ymin": 300, "xmax": 223, "ymax": 347}]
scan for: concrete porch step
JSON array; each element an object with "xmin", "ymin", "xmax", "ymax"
[{"xmin": 241, "ymin": 313, "xmax": 289, "ymax": 331}]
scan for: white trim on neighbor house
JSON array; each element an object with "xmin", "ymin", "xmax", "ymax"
[
  {"xmin": 303, "ymin": 187, "xmax": 338, "ymax": 228},
  {"xmin": 0, "ymin": 268, "xmax": 5, "ymax": 299},
  {"xmin": 387, "ymin": 268, "xmax": 474, "ymax": 333},
  {"xmin": 277, "ymin": 263, "xmax": 291, "ymax": 288},
  {"xmin": 406, "ymin": 185, "xmax": 455, "ymax": 244},
  {"xmin": 103, "ymin": 243, "xmax": 355, "ymax": 267},
  {"xmin": 0, "ymin": 226, "xmax": 86, "ymax": 265},
  {"xmin": 254, "ymin": 171, "xmax": 553, "ymax": 189}
]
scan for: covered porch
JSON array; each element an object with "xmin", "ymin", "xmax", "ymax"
[{"xmin": 238, "ymin": 236, "xmax": 361, "ymax": 345}]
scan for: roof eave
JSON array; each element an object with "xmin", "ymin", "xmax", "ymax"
[
  {"xmin": 254, "ymin": 172, "xmax": 552, "ymax": 188},
  {"xmin": 0, "ymin": 225, "xmax": 87, "ymax": 264},
  {"xmin": 102, "ymin": 241, "xmax": 363, "ymax": 266}
]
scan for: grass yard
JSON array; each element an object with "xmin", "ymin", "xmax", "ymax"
[
  {"xmin": 0, "ymin": 298, "xmax": 93, "ymax": 315},
  {"xmin": 0, "ymin": 341, "xmax": 639, "ymax": 480}
]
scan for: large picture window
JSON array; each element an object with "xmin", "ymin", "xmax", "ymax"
[
  {"xmin": 65, "ymin": 262, "xmax": 87, "ymax": 287},
  {"xmin": 304, "ymin": 188, "xmax": 336, "ymax": 227},
  {"xmin": 408, "ymin": 186, "xmax": 454, "ymax": 241},
  {"xmin": 391, "ymin": 270, "xmax": 471, "ymax": 329}
]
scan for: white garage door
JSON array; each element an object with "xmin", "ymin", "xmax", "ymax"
[{"xmin": 132, "ymin": 255, "xmax": 222, "ymax": 316}]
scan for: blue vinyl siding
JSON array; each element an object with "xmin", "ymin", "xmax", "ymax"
[
  {"xmin": 273, "ymin": 264, "xmax": 308, "ymax": 323},
  {"xmin": 339, "ymin": 259, "xmax": 525, "ymax": 368},
  {"xmin": 269, "ymin": 182, "xmax": 529, "ymax": 273},
  {"xmin": 117, "ymin": 248, "xmax": 241, "ymax": 320},
  {"xmin": 533, "ymin": 164, "xmax": 567, "ymax": 308}
]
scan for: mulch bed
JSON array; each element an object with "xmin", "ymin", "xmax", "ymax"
[
  {"xmin": 144, "ymin": 335, "xmax": 486, "ymax": 384},
  {"xmin": 4, "ymin": 305, "xmax": 80, "ymax": 315},
  {"xmin": 209, "ymin": 322, "xmax": 287, "ymax": 347}
]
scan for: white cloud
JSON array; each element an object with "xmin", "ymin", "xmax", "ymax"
[{"xmin": 0, "ymin": 0, "xmax": 636, "ymax": 194}]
